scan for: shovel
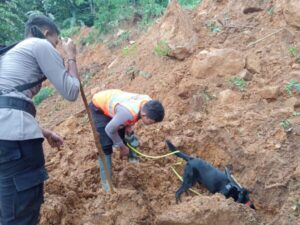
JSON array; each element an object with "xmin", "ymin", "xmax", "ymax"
[{"xmin": 79, "ymin": 84, "xmax": 114, "ymax": 193}]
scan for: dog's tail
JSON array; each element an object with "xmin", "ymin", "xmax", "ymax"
[{"xmin": 165, "ymin": 140, "xmax": 191, "ymax": 161}]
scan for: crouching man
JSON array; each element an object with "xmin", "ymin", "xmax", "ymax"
[{"xmin": 89, "ymin": 89, "xmax": 164, "ymax": 191}]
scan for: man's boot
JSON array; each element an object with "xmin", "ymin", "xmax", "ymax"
[{"xmin": 98, "ymin": 154, "xmax": 112, "ymax": 192}]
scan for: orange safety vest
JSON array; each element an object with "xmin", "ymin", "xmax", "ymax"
[{"xmin": 92, "ymin": 89, "xmax": 151, "ymax": 125}]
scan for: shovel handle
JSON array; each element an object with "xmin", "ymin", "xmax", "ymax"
[{"xmin": 79, "ymin": 85, "xmax": 114, "ymax": 193}]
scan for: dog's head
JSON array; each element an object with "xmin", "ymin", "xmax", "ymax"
[
  {"xmin": 237, "ymin": 188, "xmax": 256, "ymax": 209},
  {"xmin": 227, "ymin": 187, "xmax": 255, "ymax": 209}
]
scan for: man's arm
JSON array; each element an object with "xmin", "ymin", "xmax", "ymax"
[
  {"xmin": 62, "ymin": 38, "xmax": 79, "ymax": 80},
  {"xmin": 105, "ymin": 105, "xmax": 133, "ymax": 147},
  {"xmin": 33, "ymin": 39, "xmax": 80, "ymax": 101}
]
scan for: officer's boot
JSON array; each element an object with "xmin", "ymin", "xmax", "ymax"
[{"xmin": 98, "ymin": 154, "xmax": 112, "ymax": 192}]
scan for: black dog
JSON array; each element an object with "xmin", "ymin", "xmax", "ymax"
[{"xmin": 166, "ymin": 140, "xmax": 255, "ymax": 209}]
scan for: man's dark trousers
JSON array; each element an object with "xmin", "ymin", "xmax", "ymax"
[{"xmin": 0, "ymin": 138, "xmax": 48, "ymax": 225}]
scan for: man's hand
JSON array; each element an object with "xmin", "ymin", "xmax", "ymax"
[
  {"xmin": 119, "ymin": 145, "xmax": 129, "ymax": 160},
  {"xmin": 62, "ymin": 38, "xmax": 79, "ymax": 79},
  {"xmin": 42, "ymin": 128, "xmax": 64, "ymax": 148},
  {"xmin": 62, "ymin": 38, "xmax": 76, "ymax": 60},
  {"xmin": 125, "ymin": 125, "xmax": 134, "ymax": 135}
]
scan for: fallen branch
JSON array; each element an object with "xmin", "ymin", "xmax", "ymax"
[
  {"xmin": 247, "ymin": 28, "xmax": 284, "ymax": 48},
  {"xmin": 265, "ymin": 182, "xmax": 287, "ymax": 189}
]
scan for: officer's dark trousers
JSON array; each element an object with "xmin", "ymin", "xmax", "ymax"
[{"xmin": 0, "ymin": 139, "xmax": 48, "ymax": 225}]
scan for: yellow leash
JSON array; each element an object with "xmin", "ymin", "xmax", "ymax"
[
  {"xmin": 127, "ymin": 143, "xmax": 201, "ymax": 196},
  {"xmin": 170, "ymin": 163, "xmax": 201, "ymax": 196},
  {"xmin": 127, "ymin": 143, "xmax": 180, "ymax": 159}
]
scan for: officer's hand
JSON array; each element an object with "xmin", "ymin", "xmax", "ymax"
[
  {"xmin": 46, "ymin": 131, "xmax": 64, "ymax": 148},
  {"xmin": 119, "ymin": 145, "xmax": 129, "ymax": 160},
  {"xmin": 62, "ymin": 38, "xmax": 76, "ymax": 60}
]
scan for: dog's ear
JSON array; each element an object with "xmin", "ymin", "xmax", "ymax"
[{"xmin": 165, "ymin": 140, "xmax": 177, "ymax": 151}]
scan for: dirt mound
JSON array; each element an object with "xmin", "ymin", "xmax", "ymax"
[
  {"xmin": 154, "ymin": 0, "xmax": 199, "ymax": 60},
  {"xmin": 38, "ymin": 0, "xmax": 300, "ymax": 224},
  {"xmin": 191, "ymin": 48, "xmax": 245, "ymax": 78},
  {"xmin": 81, "ymin": 189, "xmax": 152, "ymax": 225},
  {"xmin": 156, "ymin": 195, "xmax": 260, "ymax": 225},
  {"xmin": 283, "ymin": 0, "xmax": 300, "ymax": 28}
]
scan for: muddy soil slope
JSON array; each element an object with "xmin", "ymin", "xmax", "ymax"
[{"xmin": 38, "ymin": 0, "xmax": 300, "ymax": 224}]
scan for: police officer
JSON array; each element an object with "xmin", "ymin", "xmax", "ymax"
[{"xmin": 0, "ymin": 15, "xmax": 80, "ymax": 225}]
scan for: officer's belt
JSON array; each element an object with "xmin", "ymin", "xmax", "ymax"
[{"xmin": 0, "ymin": 96, "xmax": 36, "ymax": 117}]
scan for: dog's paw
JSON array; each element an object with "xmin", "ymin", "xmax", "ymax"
[{"xmin": 175, "ymin": 193, "xmax": 182, "ymax": 204}]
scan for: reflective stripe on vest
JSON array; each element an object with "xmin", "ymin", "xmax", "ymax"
[{"xmin": 92, "ymin": 89, "xmax": 151, "ymax": 125}]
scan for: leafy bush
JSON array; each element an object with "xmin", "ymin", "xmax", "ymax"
[
  {"xmin": 80, "ymin": 29, "xmax": 101, "ymax": 46},
  {"xmin": 108, "ymin": 31, "xmax": 130, "ymax": 48},
  {"xmin": 285, "ymin": 80, "xmax": 300, "ymax": 95},
  {"xmin": 61, "ymin": 26, "xmax": 81, "ymax": 38},
  {"xmin": 0, "ymin": 0, "xmax": 204, "ymax": 45},
  {"xmin": 229, "ymin": 77, "xmax": 246, "ymax": 91},
  {"xmin": 205, "ymin": 20, "xmax": 221, "ymax": 33},
  {"xmin": 179, "ymin": 0, "xmax": 203, "ymax": 9},
  {"xmin": 288, "ymin": 46, "xmax": 300, "ymax": 61},
  {"xmin": 280, "ymin": 119, "xmax": 292, "ymax": 131},
  {"xmin": 154, "ymin": 40, "xmax": 170, "ymax": 56},
  {"xmin": 122, "ymin": 43, "xmax": 138, "ymax": 56},
  {"xmin": 137, "ymin": 1, "xmax": 167, "ymax": 29},
  {"xmin": 288, "ymin": 47, "xmax": 297, "ymax": 56},
  {"xmin": 33, "ymin": 87, "xmax": 55, "ymax": 106},
  {"xmin": 0, "ymin": 1, "xmax": 26, "ymax": 44}
]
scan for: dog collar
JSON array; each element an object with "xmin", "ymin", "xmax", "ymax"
[{"xmin": 225, "ymin": 183, "xmax": 233, "ymax": 192}]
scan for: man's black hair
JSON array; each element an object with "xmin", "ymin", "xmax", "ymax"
[
  {"xmin": 142, "ymin": 100, "xmax": 165, "ymax": 122},
  {"xmin": 25, "ymin": 15, "xmax": 60, "ymax": 39}
]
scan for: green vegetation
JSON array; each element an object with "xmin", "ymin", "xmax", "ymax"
[
  {"xmin": 79, "ymin": 30, "xmax": 101, "ymax": 46},
  {"xmin": 280, "ymin": 119, "xmax": 291, "ymax": 131},
  {"xmin": 179, "ymin": 0, "xmax": 202, "ymax": 9},
  {"xmin": 229, "ymin": 77, "xmax": 247, "ymax": 92},
  {"xmin": 285, "ymin": 80, "xmax": 300, "ymax": 95},
  {"xmin": 288, "ymin": 46, "xmax": 300, "ymax": 61},
  {"xmin": 266, "ymin": 6, "xmax": 274, "ymax": 15},
  {"xmin": 0, "ymin": 0, "xmax": 205, "ymax": 45},
  {"xmin": 61, "ymin": 26, "xmax": 81, "ymax": 38},
  {"xmin": 0, "ymin": 0, "xmax": 31, "ymax": 45},
  {"xmin": 154, "ymin": 40, "xmax": 170, "ymax": 56},
  {"xmin": 108, "ymin": 31, "xmax": 130, "ymax": 48},
  {"xmin": 288, "ymin": 47, "xmax": 297, "ymax": 56},
  {"xmin": 279, "ymin": 111, "xmax": 300, "ymax": 132},
  {"xmin": 205, "ymin": 20, "xmax": 221, "ymax": 33},
  {"xmin": 33, "ymin": 87, "xmax": 55, "ymax": 106},
  {"xmin": 122, "ymin": 43, "xmax": 138, "ymax": 56}
]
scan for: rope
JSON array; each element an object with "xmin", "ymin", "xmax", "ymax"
[
  {"xmin": 170, "ymin": 165, "xmax": 201, "ymax": 196},
  {"xmin": 127, "ymin": 143, "xmax": 201, "ymax": 196},
  {"xmin": 127, "ymin": 143, "xmax": 181, "ymax": 159}
]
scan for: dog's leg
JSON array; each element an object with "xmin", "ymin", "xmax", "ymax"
[{"xmin": 176, "ymin": 165, "xmax": 196, "ymax": 203}]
